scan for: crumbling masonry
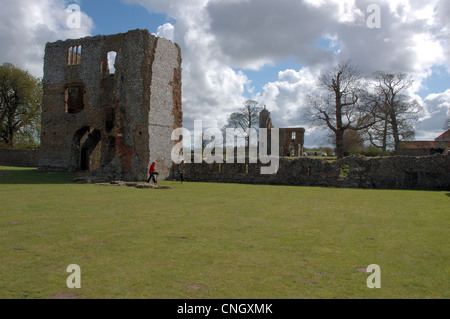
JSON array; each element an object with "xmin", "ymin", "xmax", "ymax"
[
  {"xmin": 39, "ymin": 29, "xmax": 182, "ymax": 181},
  {"xmin": 171, "ymin": 154, "xmax": 450, "ymax": 191},
  {"xmin": 259, "ymin": 106, "xmax": 305, "ymax": 157}
]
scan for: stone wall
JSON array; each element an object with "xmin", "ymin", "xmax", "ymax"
[
  {"xmin": 0, "ymin": 149, "xmax": 40, "ymax": 167},
  {"xmin": 171, "ymin": 154, "xmax": 450, "ymax": 191}
]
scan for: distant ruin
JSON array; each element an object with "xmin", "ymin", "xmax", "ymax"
[
  {"xmin": 38, "ymin": 29, "xmax": 182, "ymax": 181},
  {"xmin": 259, "ymin": 106, "xmax": 305, "ymax": 157}
]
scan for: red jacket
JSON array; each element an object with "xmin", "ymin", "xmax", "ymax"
[{"xmin": 149, "ymin": 163, "xmax": 155, "ymax": 174}]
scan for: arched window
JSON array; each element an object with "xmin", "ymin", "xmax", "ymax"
[{"xmin": 68, "ymin": 45, "xmax": 82, "ymax": 65}]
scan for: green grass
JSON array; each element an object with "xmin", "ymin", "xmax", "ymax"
[{"xmin": 0, "ymin": 166, "xmax": 449, "ymax": 299}]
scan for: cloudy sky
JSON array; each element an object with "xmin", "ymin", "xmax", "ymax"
[{"xmin": 1, "ymin": 0, "xmax": 449, "ymax": 146}]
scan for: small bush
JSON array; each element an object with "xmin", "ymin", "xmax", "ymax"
[{"xmin": 356, "ymin": 146, "xmax": 384, "ymax": 157}]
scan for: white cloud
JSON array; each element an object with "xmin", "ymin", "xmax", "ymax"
[
  {"xmin": 0, "ymin": 0, "xmax": 93, "ymax": 78},
  {"xmin": 154, "ymin": 23, "xmax": 174, "ymax": 41},
  {"xmin": 254, "ymin": 67, "xmax": 319, "ymax": 126},
  {"xmin": 416, "ymin": 89, "xmax": 450, "ymax": 140},
  {"xmin": 206, "ymin": 0, "xmax": 338, "ymax": 69}
]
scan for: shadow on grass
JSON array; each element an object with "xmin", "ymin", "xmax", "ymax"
[
  {"xmin": 0, "ymin": 167, "xmax": 75, "ymax": 185},
  {"xmin": 446, "ymin": 193, "xmax": 450, "ymax": 197}
]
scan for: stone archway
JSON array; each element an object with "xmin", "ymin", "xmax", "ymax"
[{"xmin": 73, "ymin": 127, "xmax": 102, "ymax": 171}]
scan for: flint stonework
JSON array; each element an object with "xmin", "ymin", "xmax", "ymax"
[{"xmin": 38, "ymin": 29, "xmax": 182, "ymax": 181}]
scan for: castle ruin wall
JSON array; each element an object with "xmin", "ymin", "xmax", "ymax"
[
  {"xmin": 171, "ymin": 154, "xmax": 450, "ymax": 191},
  {"xmin": 39, "ymin": 29, "xmax": 182, "ymax": 181}
]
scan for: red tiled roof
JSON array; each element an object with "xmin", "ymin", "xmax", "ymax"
[{"xmin": 435, "ymin": 130, "xmax": 450, "ymax": 142}]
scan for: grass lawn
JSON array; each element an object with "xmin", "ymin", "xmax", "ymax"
[{"xmin": 0, "ymin": 166, "xmax": 448, "ymax": 299}]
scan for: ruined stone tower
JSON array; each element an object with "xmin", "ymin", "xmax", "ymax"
[
  {"xmin": 259, "ymin": 107, "xmax": 305, "ymax": 157},
  {"xmin": 259, "ymin": 106, "xmax": 273, "ymax": 130},
  {"xmin": 39, "ymin": 29, "xmax": 182, "ymax": 181}
]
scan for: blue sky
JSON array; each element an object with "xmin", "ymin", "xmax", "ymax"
[
  {"xmin": 418, "ymin": 67, "xmax": 450, "ymax": 98},
  {"xmin": 238, "ymin": 58, "xmax": 301, "ymax": 98},
  {"xmin": 0, "ymin": 0, "xmax": 449, "ymax": 146},
  {"xmin": 80, "ymin": 0, "xmax": 170, "ymax": 36}
]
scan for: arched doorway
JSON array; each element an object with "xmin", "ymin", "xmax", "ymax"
[{"xmin": 73, "ymin": 127, "xmax": 102, "ymax": 171}]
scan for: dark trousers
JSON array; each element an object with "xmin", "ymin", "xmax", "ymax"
[{"xmin": 147, "ymin": 173, "xmax": 157, "ymax": 183}]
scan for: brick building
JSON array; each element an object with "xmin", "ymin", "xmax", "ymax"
[{"xmin": 400, "ymin": 130, "xmax": 450, "ymax": 156}]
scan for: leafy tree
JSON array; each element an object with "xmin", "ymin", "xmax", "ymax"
[
  {"xmin": 322, "ymin": 146, "xmax": 334, "ymax": 156},
  {"xmin": 343, "ymin": 129, "xmax": 364, "ymax": 156},
  {"xmin": 359, "ymin": 145, "xmax": 383, "ymax": 157},
  {"xmin": 0, "ymin": 63, "xmax": 42, "ymax": 148}
]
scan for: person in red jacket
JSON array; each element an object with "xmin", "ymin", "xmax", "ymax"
[{"xmin": 147, "ymin": 162, "xmax": 157, "ymax": 183}]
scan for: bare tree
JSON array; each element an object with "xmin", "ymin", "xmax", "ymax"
[
  {"xmin": 369, "ymin": 72, "xmax": 422, "ymax": 154},
  {"xmin": 224, "ymin": 99, "xmax": 262, "ymax": 146},
  {"xmin": 305, "ymin": 62, "xmax": 375, "ymax": 158},
  {"xmin": 444, "ymin": 118, "xmax": 450, "ymax": 131},
  {"xmin": 361, "ymin": 91, "xmax": 393, "ymax": 156}
]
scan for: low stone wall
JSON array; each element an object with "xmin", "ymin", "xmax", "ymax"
[
  {"xmin": 0, "ymin": 149, "xmax": 40, "ymax": 168},
  {"xmin": 171, "ymin": 154, "xmax": 450, "ymax": 191}
]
